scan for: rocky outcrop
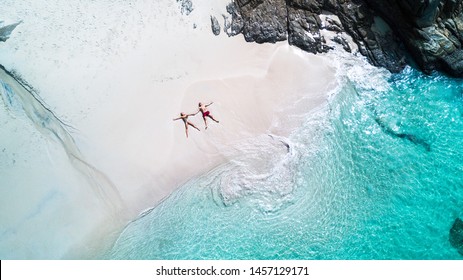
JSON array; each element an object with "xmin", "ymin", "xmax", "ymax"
[
  {"xmin": 364, "ymin": 0, "xmax": 463, "ymax": 76},
  {"xmin": 227, "ymin": 0, "xmax": 463, "ymax": 77},
  {"xmin": 234, "ymin": 0, "xmax": 288, "ymax": 43},
  {"xmin": 450, "ymin": 217, "xmax": 463, "ymax": 256},
  {"xmin": 229, "ymin": 0, "xmax": 406, "ymax": 73}
]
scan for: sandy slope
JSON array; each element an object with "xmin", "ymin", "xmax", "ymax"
[{"xmin": 0, "ymin": 0, "xmax": 337, "ymax": 258}]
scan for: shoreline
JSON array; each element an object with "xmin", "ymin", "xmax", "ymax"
[
  {"xmin": 83, "ymin": 43, "xmax": 338, "ymax": 259},
  {"xmin": 0, "ymin": 0, "xmax": 339, "ymax": 259}
]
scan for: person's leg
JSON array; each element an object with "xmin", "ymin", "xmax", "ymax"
[
  {"xmin": 188, "ymin": 122, "xmax": 200, "ymax": 131},
  {"xmin": 202, "ymin": 117, "xmax": 208, "ymax": 129},
  {"xmin": 184, "ymin": 123, "xmax": 189, "ymax": 138},
  {"xmin": 208, "ymin": 114, "xmax": 219, "ymax": 123}
]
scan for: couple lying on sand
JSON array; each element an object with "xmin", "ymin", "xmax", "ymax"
[{"xmin": 173, "ymin": 102, "xmax": 219, "ymax": 138}]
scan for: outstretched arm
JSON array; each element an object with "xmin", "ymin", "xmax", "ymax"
[
  {"xmin": 173, "ymin": 117, "xmax": 181, "ymax": 121},
  {"xmin": 206, "ymin": 101, "xmax": 213, "ymax": 107}
]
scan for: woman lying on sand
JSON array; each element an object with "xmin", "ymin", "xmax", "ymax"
[{"xmin": 173, "ymin": 112, "xmax": 200, "ymax": 138}]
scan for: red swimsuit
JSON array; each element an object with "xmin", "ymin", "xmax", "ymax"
[{"xmin": 202, "ymin": 111, "xmax": 210, "ymax": 117}]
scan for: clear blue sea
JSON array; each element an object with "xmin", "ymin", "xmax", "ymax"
[{"xmin": 106, "ymin": 59, "xmax": 463, "ymax": 260}]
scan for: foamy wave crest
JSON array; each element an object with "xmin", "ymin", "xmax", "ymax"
[
  {"xmin": 325, "ymin": 45, "xmax": 391, "ymax": 95},
  {"xmin": 207, "ymin": 134, "xmax": 299, "ymax": 213}
]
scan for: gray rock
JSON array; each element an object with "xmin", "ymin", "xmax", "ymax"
[
  {"xmin": 0, "ymin": 21, "xmax": 21, "ymax": 42},
  {"xmin": 211, "ymin": 16, "xmax": 221, "ymax": 36},
  {"xmin": 287, "ymin": 7, "xmax": 324, "ymax": 54},
  {"xmin": 226, "ymin": 2, "xmax": 244, "ymax": 36},
  {"xmin": 227, "ymin": 0, "xmax": 463, "ymax": 77},
  {"xmin": 450, "ymin": 217, "xmax": 463, "ymax": 256},
  {"xmin": 223, "ymin": 15, "xmax": 230, "ymax": 35},
  {"xmin": 177, "ymin": 0, "xmax": 194, "ymax": 15},
  {"xmin": 229, "ymin": 0, "xmax": 407, "ymax": 73},
  {"xmin": 325, "ymin": 18, "xmax": 344, "ymax": 33},
  {"xmin": 332, "ymin": 35, "xmax": 351, "ymax": 53},
  {"xmin": 363, "ymin": 0, "xmax": 463, "ymax": 76}
]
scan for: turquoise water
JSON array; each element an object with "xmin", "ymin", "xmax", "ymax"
[{"xmin": 106, "ymin": 65, "xmax": 463, "ymax": 259}]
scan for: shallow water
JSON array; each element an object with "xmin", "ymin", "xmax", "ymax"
[{"xmin": 106, "ymin": 60, "xmax": 463, "ymax": 260}]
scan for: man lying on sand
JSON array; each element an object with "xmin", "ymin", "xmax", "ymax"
[
  {"xmin": 195, "ymin": 101, "xmax": 219, "ymax": 129},
  {"xmin": 173, "ymin": 112, "xmax": 200, "ymax": 138}
]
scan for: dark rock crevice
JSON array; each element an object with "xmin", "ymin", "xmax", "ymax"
[
  {"xmin": 363, "ymin": 0, "xmax": 463, "ymax": 76},
  {"xmin": 211, "ymin": 16, "xmax": 221, "ymax": 35}
]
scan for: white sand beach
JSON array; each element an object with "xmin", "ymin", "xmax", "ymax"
[{"xmin": 0, "ymin": 0, "xmax": 338, "ymax": 259}]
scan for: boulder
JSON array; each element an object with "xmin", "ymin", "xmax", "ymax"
[
  {"xmin": 211, "ymin": 16, "xmax": 221, "ymax": 36},
  {"xmin": 177, "ymin": 0, "xmax": 193, "ymax": 15},
  {"xmin": 0, "ymin": 21, "xmax": 21, "ymax": 42},
  {"xmin": 234, "ymin": 0, "xmax": 288, "ymax": 43}
]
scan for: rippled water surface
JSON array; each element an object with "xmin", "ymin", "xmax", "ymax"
[{"xmin": 107, "ymin": 64, "xmax": 463, "ymax": 259}]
